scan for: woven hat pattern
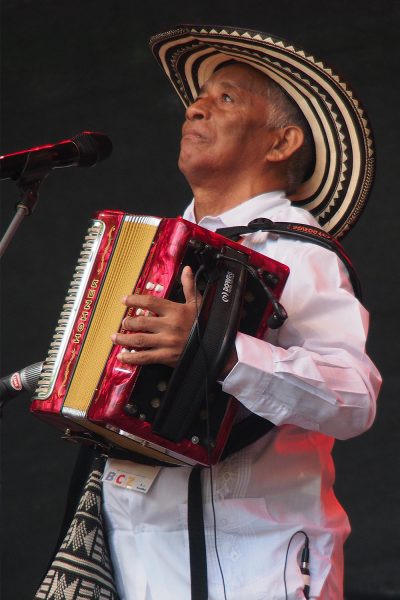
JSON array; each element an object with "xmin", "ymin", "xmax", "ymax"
[{"xmin": 151, "ymin": 25, "xmax": 375, "ymax": 238}]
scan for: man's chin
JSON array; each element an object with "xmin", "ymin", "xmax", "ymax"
[{"xmin": 178, "ymin": 152, "xmax": 214, "ymax": 181}]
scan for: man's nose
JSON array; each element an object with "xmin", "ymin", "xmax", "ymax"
[{"xmin": 185, "ymin": 97, "xmax": 211, "ymax": 120}]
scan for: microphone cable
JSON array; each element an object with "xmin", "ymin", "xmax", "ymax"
[{"xmin": 283, "ymin": 530, "xmax": 310, "ymax": 600}]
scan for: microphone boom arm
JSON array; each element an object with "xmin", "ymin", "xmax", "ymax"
[{"xmin": 0, "ymin": 131, "xmax": 112, "ymax": 260}]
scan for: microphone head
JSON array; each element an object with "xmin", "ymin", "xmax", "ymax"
[
  {"xmin": 20, "ymin": 361, "xmax": 43, "ymax": 393},
  {"xmin": 72, "ymin": 131, "xmax": 113, "ymax": 167}
]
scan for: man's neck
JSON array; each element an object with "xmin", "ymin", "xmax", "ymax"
[{"xmin": 191, "ymin": 178, "xmax": 283, "ymax": 222}]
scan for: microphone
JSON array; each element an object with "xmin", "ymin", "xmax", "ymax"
[
  {"xmin": 0, "ymin": 362, "xmax": 43, "ymax": 401},
  {"xmin": 0, "ymin": 131, "xmax": 112, "ymax": 181}
]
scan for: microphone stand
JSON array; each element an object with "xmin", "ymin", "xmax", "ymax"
[{"xmin": 0, "ymin": 158, "xmax": 50, "ymax": 259}]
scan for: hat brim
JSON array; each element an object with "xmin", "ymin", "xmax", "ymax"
[{"xmin": 150, "ymin": 25, "xmax": 375, "ymax": 238}]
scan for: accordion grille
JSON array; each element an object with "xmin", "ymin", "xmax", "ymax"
[
  {"xmin": 35, "ymin": 220, "xmax": 105, "ymax": 399},
  {"xmin": 62, "ymin": 218, "xmax": 158, "ymax": 416}
]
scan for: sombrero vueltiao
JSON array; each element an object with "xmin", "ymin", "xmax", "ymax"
[{"xmin": 150, "ymin": 25, "xmax": 375, "ymax": 238}]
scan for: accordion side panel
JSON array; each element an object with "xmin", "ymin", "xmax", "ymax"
[{"xmin": 62, "ymin": 218, "xmax": 160, "ymax": 417}]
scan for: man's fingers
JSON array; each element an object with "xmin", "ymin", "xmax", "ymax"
[
  {"xmin": 123, "ymin": 293, "xmax": 168, "ymax": 315},
  {"xmin": 121, "ymin": 315, "xmax": 159, "ymax": 332},
  {"xmin": 110, "ymin": 268, "xmax": 200, "ymax": 369},
  {"xmin": 116, "ymin": 346, "xmax": 180, "ymax": 368},
  {"xmin": 181, "ymin": 265, "xmax": 200, "ymax": 305},
  {"xmin": 112, "ymin": 331, "xmax": 161, "ymax": 349}
]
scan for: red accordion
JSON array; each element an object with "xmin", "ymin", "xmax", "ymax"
[{"xmin": 31, "ymin": 210, "xmax": 289, "ymax": 466}]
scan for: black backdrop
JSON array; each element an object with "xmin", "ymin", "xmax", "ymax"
[{"xmin": 1, "ymin": 1, "xmax": 399, "ymax": 599}]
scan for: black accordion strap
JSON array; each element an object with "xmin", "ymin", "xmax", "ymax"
[
  {"xmin": 216, "ymin": 218, "xmax": 362, "ymax": 302},
  {"xmin": 153, "ymin": 247, "xmax": 248, "ymax": 442},
  {"xmin": 220, "ymin": 413, "xmax": 275, "ymax": 460}
]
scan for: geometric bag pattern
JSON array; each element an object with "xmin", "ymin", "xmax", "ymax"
[{"xmin": 34, "ymin": 457, "xmax": 119, "ymax": 600}]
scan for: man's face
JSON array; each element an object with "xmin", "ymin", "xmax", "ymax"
[{"xmin": 178, "ymin": 63, "xmax": 277, "ymax": 183}]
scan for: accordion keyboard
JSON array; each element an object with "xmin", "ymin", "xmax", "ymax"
[{"xmin": 35, "ymin": 220, "xmax": 105, "ymax": 399}]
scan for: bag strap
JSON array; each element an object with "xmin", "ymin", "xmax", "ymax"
[
  {"xmin": 188, "ymin": 466, "xmax": 208, "ymax": 600},
  {"xmin": 216, "ymin": 218, "xmax": 362, "ymax": 301}
]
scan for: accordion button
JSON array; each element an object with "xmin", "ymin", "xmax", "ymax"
[
  {"xmin": 155, "ymin": 284, "xmax": 164, "ymax": 292},
  {"xmin": 146, "ymin": 282, "xmax": 155, "ymax": 290},
  {"xmin": 157, "ymin": 381, "xmax": 167, "ymax": 392}
]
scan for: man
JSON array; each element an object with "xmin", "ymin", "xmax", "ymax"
[
  {"xmin": 34, "ymin": 26, "xmax": 381, "ymax": 600},
  {"xmin": 102, "ymin": 29, "xmax": 381, "ymax": 600}
]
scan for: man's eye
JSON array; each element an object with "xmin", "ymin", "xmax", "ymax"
[{"xmin": 222, "ymin": 93, "xmax": 233, "ymax": 102}]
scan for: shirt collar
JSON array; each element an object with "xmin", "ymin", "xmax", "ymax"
[{"xmin": 182, "ymin": 191, "xmax": 290, "ymax": 231}]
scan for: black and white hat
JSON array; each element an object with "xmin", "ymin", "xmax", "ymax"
[{"xmin": 150, "ymin": 25, "xmax": 375, "ymax": 238}]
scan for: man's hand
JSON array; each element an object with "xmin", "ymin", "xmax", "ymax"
[{"xmin": 111, "ymin": 266, "xmax": 199, "ymax": 368}]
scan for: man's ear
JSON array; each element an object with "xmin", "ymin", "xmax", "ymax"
[{"xmin": 266, "ymin": 126, "xmax": 304, "ymax": 163}]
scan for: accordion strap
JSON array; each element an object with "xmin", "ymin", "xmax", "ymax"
[
  {"xmin": 216, "ymin": 218, "xmax": 362, "ymax": 301},
  {"xmin": 153, "ymin": 246, "xmax": 248, "ymax": 442}
]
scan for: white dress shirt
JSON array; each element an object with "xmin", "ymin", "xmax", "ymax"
[{"xmin": 103, "ymin": 192, "xmax": 381, "ymax": 600}]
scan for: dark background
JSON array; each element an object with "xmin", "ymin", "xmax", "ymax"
[{"xmin": 1, "ymin": 1, "xmax": 399, "ymax": 599}]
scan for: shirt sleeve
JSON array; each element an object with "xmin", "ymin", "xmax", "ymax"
[{"xmin": 221, "ymin": 238, "xmax": 382, "ymax": 440}]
